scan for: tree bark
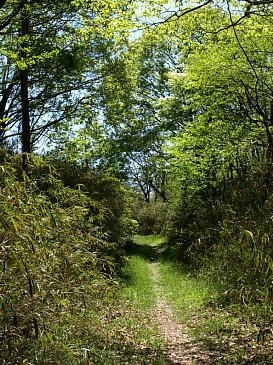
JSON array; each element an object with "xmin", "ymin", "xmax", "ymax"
[
  {"xmin": 19, "ymin": 1, "xmax": 31, "ymax": 169},
  {"xmin": 20, "ymin": 68, "xmax": 31, "ymax": 153}
]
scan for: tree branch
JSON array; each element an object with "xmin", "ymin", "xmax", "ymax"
[{"xmin": 0, "ymin": 1, "xmax": 25, "ymax": 31}]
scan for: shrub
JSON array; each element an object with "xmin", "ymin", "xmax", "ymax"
[
  {"xmin": 132, "ymin": 199, "xmax": 169, "ymax": 236},
  {"xmin": 47, "ymin": 159, "xmax": 135, "ymax": 244},
  {"xmin": 0, "ymin": 155, "xmax": 124, "ymax": 363}
]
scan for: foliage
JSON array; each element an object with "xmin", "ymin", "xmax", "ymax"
[
  {"xmin": 45, "ymin": 158, "xmax": 136, "ymax": 244},
  {"xmin": 3, "ymin": 0, "xmax": 273, "ymax": 361},
  {"xmin": 132, "ymin": 199, "xmax": 169, "ymax": 236},
  {"xmin": 148, "ymin": 4, "xmax": 273, "ymax": 314},
  {"xmin": 0, "ymin": 153, "xmax": 128, "ymax": 363},
  {"xmin": 0, "ymin": 0, "xmax": 138, "ymax": 152}
]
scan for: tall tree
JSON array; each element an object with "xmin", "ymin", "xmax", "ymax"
[
  {"xmin": 0, "ymin": 0, "xmax": 137, "ymax": 153},
  {"xmin": 19, "ymin": 0, "xmax": 30, "ymax": 162},
  {"xmin": 88, "ymin": 29, "xmax": 179, "ymax": 198}
]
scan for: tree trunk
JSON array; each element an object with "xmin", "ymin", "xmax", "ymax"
[
  {"xmin": 20, "ymin": 68, "xmax": 31, "ymax": 153},
  {"xmin": 20, "ymin": 1, "xmax": 31, "ymax": 169}
]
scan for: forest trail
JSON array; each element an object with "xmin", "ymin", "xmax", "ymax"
[
  {"xmin": 150, "ymin": 261, "xmax": 212, "ymax": 365},
  {"xmin": 131, "ymin": 238, "xmax": 215, "ymax": 365}
]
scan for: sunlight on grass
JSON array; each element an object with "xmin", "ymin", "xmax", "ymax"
[
  {"xmin": 51, "ymin": 253, "xmax": 169, "ymax": 365},
  {"xmin": 124, "ymin": 235, "xmax": 273, "ymax": 364},
  {"xmin": 133, "ymin": 235, "xmax": 165, "ymax": 246},
  {"xmin": 101, "ymin": 253, "xmax": 169, "ymax": 364},
  {"xmin": 122, "ymin": 255, "xmax": 156, "ymax": 309},
  {"xmin": 157, "ymin": 261, "xmax": 216, "ymax": 320},
  {"xmin": 155, "ymin": 260, "xmax": 271, "ymax": 364}
]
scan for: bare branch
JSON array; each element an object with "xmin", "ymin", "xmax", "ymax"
[
  {"xmin": 245, "ymin": 0, "xmax": 273, "ymax": 5},
  {"xmin": 139, "ymin": 0, "xmax": 213, "ymax": 29}
]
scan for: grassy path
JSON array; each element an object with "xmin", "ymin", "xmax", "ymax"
[
  {"xmin": 125, "ymin": 235, "xmax": 273, "ymax": 365},
  {"xmin": 150, "ymin": 262, "xmax": 213, "ymax": 364},
  {"xmin": 83, "ymin": 235, "xmax": 272, "ymax": 364},
  {"xmin": 123, "ymin": 235, "xmax": 215, "ymax": 365}
]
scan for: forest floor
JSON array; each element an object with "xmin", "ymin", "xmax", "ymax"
[
  {"xmin": 118, "ymin": 235, "xmax": 273, "ymax": 365},
  {"xmin": 78, "ymin": 235, "xmax": 273, "ymax": 364},
  {"xmin": 150, "ymin": 261, "xmax": 214, "ymax": 364}
]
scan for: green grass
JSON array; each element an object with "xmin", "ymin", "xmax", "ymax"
[
  {"xmin": 152, "ymin": 244, "xmax": 273, "ymax": 365},
  {"xmin": 157, "ymin": 260, "xmax": 216, "ymax": 320},
  {"xmin": 122, "ymin": 255, "xmax": 156, "ymax": 309},
  {"xmin": 30, "ymin": 252, "xmax": 169, "ymax": 365},
  {"xmin": 86, "ymin": 235, "xmax": 273, "ymax": 365},
  {"xmin": 66, "ymin": 248, "xmax": 169, "ymax": 365},
  {"xmin": 9, "ymin": 245, "xmax": 169, "ymax": 365},
  {"xmin": 21, "ymin": 234, "xmax": 272, "ymax": 364},
  {"xmin": 96, "ymin": 252, "xmax": 169, "ymax": 364},
  {"xmin": 133, "ymin": 234, "xmax": 166, "ymax": 246}
]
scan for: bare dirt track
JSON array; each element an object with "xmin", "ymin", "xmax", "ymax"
[{"xmin": 150, "ymin": 262, "xmax": 214, "ymax": 365}]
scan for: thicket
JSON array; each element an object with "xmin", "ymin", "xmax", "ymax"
[
  {"xmin": 0, "ymin": 152, "xmax": 133, "ymax": 364},
  {"xmin": 166, "ymin": 156, "xmax": 273, "ymax": 321},
  {"xmin": 131, "ymin": 198, "xmax": 168, "ymax": 236},
  {"xmin": 47, "ymin": 158, "xmax": 134, "ymax": 245}
]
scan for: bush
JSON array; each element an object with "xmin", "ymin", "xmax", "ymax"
[
  {"xmin": 0, "ymin": 155, "xmax": 125, "ymax": 363},
  {"xmin": 47, "ymin": 159, "xmax": 135, "ymax": 244},
  {"xmin": 132, "ymin": 199, "xmax": 168, "ymax": 235},
  {"xmin": 166, "ymin": 170, "xmax": 273, "ymax": 315}
]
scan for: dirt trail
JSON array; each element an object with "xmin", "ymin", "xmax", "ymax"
[{"xmin": 150, "ymin": 262, "xmax": 213, "ymax": 365}]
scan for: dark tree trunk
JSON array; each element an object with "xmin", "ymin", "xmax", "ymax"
[
  {"xmin": 20, "ymin": 68, "xmax": 31, "ymax": 153},
  {"xmin": 0, "ymin": 92, "xmax": 9, "ymax": 140},
  {"xmin": 20, "ymin": 1, "xmax": 31, "ymax": 169},
  {"xmin": 149, "ymin": 179, "xmax": 168, "ymax": 202}
]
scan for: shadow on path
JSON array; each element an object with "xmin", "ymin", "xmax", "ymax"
[
  {"xmin": 127, "ymin": 242, "xmax": 157, "ymax": 260},
  {"xmin": 125, "ymin": 239, "xmax": 189, "ymax": 272}
]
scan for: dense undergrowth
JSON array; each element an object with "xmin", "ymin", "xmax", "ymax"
[
  {"xmin": 166, "ymin": 168, "xmax": 273, "ymax": 310},
  {"xmin": 0, "ymin": 152, "xmax": 134, "ymax": 364},
  {"xmin": 156, "ymin": 160, "xmax": 273, "ymax": 363}
]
